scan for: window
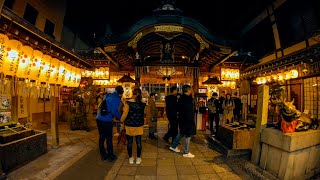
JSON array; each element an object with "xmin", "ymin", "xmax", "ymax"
[
  {"xmin": 4, "ymin": 0, "xmax": 15, "ymax": 9},
  {"xmin": 304, "ymin": 77, "xmax": 320, "ymax": 119},
  {"xmin": 23, "ymin": 3, "xmax": 38, "ymax": 25},
  {"xmin": 44, "ymin": 19, "xmax": 55, "ymax": 39}
]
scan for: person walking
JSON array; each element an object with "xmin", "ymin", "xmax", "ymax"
[
  {"xmin": 96, "ymin": 86, "xmax": 124, "ymax": 161},
  {"xmin": 163, "ymin": 86, "xmax": 178, "ymax": 144},
  {"xmin": 207, "ymin": 92, "xmax": 220, "ymax": 136},
  {"xmin": 169, "ymin": 85, "xmax": 196, "ymax": 158},
  {"xmin": 146, "ymin": 93, "xmax": 158, "ymax": 139},
  {"xmin": 119, "ymin": 88, "xmax": 146, "ymax": 165},
  {"xmin": 222, "ymin": 93, "xmax": 235, "ymax": 124}
]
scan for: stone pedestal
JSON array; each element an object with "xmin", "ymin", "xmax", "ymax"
[
  {"xmin": 260, "ymin": 128, "xmax": 320, "ymax": 180},
  {"xmin": 0, "ymin": 130, "xmax": 47, "ymax": 172}
]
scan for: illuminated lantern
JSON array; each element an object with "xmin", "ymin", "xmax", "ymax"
[
  {"xmin": 2, "ymin": 39, "xmax": 22, "ymax": 76},
  {"xmin": 49, "ymin": 58, "xmax": 59, "ymax": 84},
  {"xmin": 16, "ymin": 46, "xmax": 33, "ymax": 78},
  {"xmin": 57, "ymin": 61, "xmax": 66, "ymax": 85},
  {"xmin": 39, "ymin": 54, "xmax": 52, "ymax": 83},
  {"xmin": 64, "ymin": 64, "xmax": 72, "ymax": 87},
  {"xmin": 0, "ymin": 34, "xmax": 9, "ymax": 72},
  {"xmin": 256, "ymin": 77, "xmax": 261, "ymax": 84},
  {"xmin": 266, "ymin": 76, "xmax": 271, "ymax": 82},
  {"xmin": 290, "ymin": 69, "xmax": 298, "ymax": 79},
  {"xmin": 284, "ymin": 71, "xmax": 291, "ymax": 80},
  {"xmin": 69, "ymin": 67, "xmax": 76, "ymax": 87},
  {"xmin": 75, "ymin": 68, "xmax": 81, "ymax": 87},
  {"xmin": 261, "ymin": 77, "xmax": 266, "ymax": 84},
  {"xmin": 278, "ymin": 73, "xmax": 284, "ymax": 81},
  {"xmin": 28, "ymin": 50, "xmax": 43, "ymax": 80},
  {"xmin": 271, "ymin": 74, "xmax": 278, "ymax": 81}
]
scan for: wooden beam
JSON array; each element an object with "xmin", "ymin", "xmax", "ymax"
[
  {"xmin": 210, "ymin": 51, "xmax": 238, "ymax": 71},
  {"xmin": 241, "ymin": 0, "xmax": 287, "ymax": 36},
  {"xmin": 97, "ymin": 47, "xmax": 119, "ymax": 68}
]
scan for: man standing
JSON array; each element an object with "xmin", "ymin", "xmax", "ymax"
[
  {"xmin": 207, "ymin": 92, "xmax": 220, "ymax": 136},
  {"xmin": 218, "ymin": 91, "xmax": 226, "ymax": 123},
  {"xmin": 96, "ymin": 86, "xmax": 124, "ymax": 161},
  {"xmin": 163, "ymin": 86, "xmax": 178, "ymax": 144},
  {"xmin": 233, "ymin": 92, "xmax": 242, "ymax": 122},
  {"xmin": 169, "ymin": 85, "xmax": 196, "ymax": 158},
  {"xmin": 146, "ymin": 93, "xmax": 158, "ymax": 139}
]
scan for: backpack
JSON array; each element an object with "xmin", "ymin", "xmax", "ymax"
[{"xmin": 99, "ymin": 94, "xmax": 110, "ymax": 116}]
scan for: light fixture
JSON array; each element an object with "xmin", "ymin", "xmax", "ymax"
[{"xmin": 202, "ymin": 76, "xmax": 222, "ymax": 85}]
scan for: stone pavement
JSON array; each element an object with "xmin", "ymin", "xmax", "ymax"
[
  {"xmin": 5, "ymin": 119, "xmax": 283, "ymax": 180},
  {"xmin": 106, "ymin": 134, "xmax": 243, "ymax": 180}
]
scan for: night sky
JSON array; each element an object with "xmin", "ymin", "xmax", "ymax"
[{"xmin": 64, "ymin": 0, "xmax": 270, "ymax": 46}]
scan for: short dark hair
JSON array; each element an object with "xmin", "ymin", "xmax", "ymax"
[
  {"xmin": 150, "ymin": 93, "xmax": 156, "ymax": 97},
  {"xmin": 170, "ymin": 86, "xmax": 177, "ymax": 93},
  {"xmin": 212, "ymin": 92, "xmax": 218, "ymax": 97},
  {"xmin": 115, "ymin": 86, "xmax": 124, "ymax": 94},
  {"xmin": 182, "ymin": 84, "xmax": 191, "ymax": 93}
]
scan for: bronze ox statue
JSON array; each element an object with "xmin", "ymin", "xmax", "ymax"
[{"xmin": 270, "ymin": 98, "xmax": 319, "ymax": 133}]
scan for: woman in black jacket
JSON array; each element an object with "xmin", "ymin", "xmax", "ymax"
[
  {"xmin": 119, "ymin": 88, "xmax": 146, "ymax": 164},
  {"xmin": 169, "ymin": 84, "xmax": 196, "ymax": 158}
]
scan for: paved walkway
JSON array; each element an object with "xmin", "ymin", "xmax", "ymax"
[{"xmin": 5, "ymin": 120, "xmax": 283, "ymax": 180}]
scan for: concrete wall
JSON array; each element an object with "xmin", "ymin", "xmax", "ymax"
[{"xmin": 11, "ymin": 0, "xmax": 66, "ymax": 41}]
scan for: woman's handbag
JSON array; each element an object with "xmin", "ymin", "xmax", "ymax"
[{"xmin": 117, "ymin": 125, "xmax": 127, "ymax": 145}]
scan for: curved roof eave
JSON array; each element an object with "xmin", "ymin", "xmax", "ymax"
[{"xmin": 102, "ymin": 15, "xmax": 234, "ymax": 47}]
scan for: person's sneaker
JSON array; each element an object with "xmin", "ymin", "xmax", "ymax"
[
  {"xmin": 183, "ymin": 153, "xmax": 195, "ymax": 158},
  {"xmin": 129, "ymin": 157, "xmax": 135, "ymax": 164},
  {"xmin": 136, "ymin": 157, "xmax": 142, "ymax": 165},
  {"xmin": 169, "ymin": 146, "xmax": 180, "ymax": 153}
]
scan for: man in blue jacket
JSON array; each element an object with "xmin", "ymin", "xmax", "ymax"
[{"xmin": 96, "ymin": 86, "xmax": 124, "ymax": 161}]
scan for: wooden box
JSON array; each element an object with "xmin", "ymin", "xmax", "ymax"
[{"xmin": 217, "ymin": 124, "xmax": 255, "ymax": 150}]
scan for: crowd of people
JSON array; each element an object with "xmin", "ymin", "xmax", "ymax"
[
  {"xmin": 207, "ymin": 91, "xmax": 242, "ymax": 136},
  {"xmin": 95, "ymin": 85, "xmax": 243, "ymax": 164}
]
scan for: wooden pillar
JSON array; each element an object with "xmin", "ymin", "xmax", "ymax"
[
  {"xmin": 51, "ymin": 85, "xmax": 59, "ymax": 148},
  {"xmin": 135, "ymin": 67, "xmax": 141, "ymax": 88},
  {"xmin": 268, "ymin": 6, "xmax": 283, "ymax": 58},
  {"xmin": 12, "ymin": 77, "xmax": 18, "ymax": 122},
  {"xmin": 251, "ymin": 85, "xmax": 269, "ymax": 165},
  {"xmin": 193, "ymin": 67, "xmax": 199, "ymax": 93}
]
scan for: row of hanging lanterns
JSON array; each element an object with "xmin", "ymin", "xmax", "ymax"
[
  {"xmin": 81, "ymin": 67, "xmax": 109, "ymax": 79},
  {"xmin": 221, "ymin": 68, "xmax": 240, "ymax": 81},
  {"xmin": 255, "ymin": 69, "xmax": 299, "ymax": 84},
  {"xmin": 0, "ymin": 33, "xmax": 81, "ymax": 87}
]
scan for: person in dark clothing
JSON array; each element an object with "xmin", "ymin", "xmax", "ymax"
[
  {"xmin": 207, "ymin": 92, "xmax": 220, "ymax": 136},
  {"xmin": 233, "ymin": 92, "xmax": 242, "ymax": 122},
  {"xmin": 96, "ymin": 86, "xmax": 123, "ymax": 161},
  {"xmin": 218, "ymin": 91, "xmax": 226, "ymax": 123},
  {"xmin": 163, "ymin": 86, "xmax": 178, "ymax": 144},
  {"xmin": 169, "ymin": 85, "xmax": 196, "ymax": 158}
]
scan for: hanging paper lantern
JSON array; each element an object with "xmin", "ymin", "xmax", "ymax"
[
  {"xmin": 0, "ymin": 34, "xmax": 9, "ymax": 72},
  {"xmin": 278, "ymin": 73, "xmax": 284, "ymax": 81},
  {"xmin": 49, "ymin": 58, "xmax": 59, "ymax": 84},
  {"xmin": 64, "ymin": 64, "xmax": 72, "ymax": 87},
  {"xmin": 290, "ymin": 69, "xmax": 298, "ymax": 79},
  {"xmin": 284, "ymin": 71, "xmax": 291, "ymax": 80},
  {"xmin": 2, "ymin": 39, "xmax": 22, "ymax": 76},
  {"xmin": 75, "ymin": 68, "xmax": 81, "ymax": 87},
  {"xmin": 39, "ymin": 54, "xmax": 52, "ymax": 83},
  {"xmin": 28, "ymin": 50, "xmax": 43, "ymax": 81},
  {"xmin": 271, "ymin": 74, "xmax": 278, "ymax": 81},
  {"xmin": 70, "ymin": 67, "xmax": 76, "ymax": 87},
  {"xmin": 16, "ymin": 46, "xmax": 33, "ymax": 78},
  {"xmin": 57, "ymin": 61, "xmax": 66, "ymax": 85}
]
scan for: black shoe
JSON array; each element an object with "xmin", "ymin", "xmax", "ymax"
[
  {"xmin": 163, "ymin": 137, "xmax": 170, "ymax": 144},
  {"xmin": 108, "ymin": 154, "xmax": 117, "ymax": 161},
  {"xmin": 101, "ymin": 154, "xmax": 109, "ymax": 161}
]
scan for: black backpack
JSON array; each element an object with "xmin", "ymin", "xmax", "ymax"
[{"xmin": 99, "ymin": 94, "xmax": 110, "ymax": 116}]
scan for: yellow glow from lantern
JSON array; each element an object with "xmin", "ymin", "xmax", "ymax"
[
  {"xmin": 290, "ymin": 69, "xmax": 298, "ymax": 79},
  {"xmin": 28, "ymin": 50, "xmax": 43, "ymax": 80},
  {"xmin": 284, "ymin": 71, "xmax": 291, "ymax": 80},
  {"xmin": 16, "ymin": 46, "xmax": 33, "ymax": 78},
  {"xmin": 2, "ymin": 40, "xmax": 22, "ymax": 76},
  {"xmin": 39, "ymin": 55, "xmax": 52, "ymax": 83},
  {"xmin": 278, "ymin": 73, "xmax": 284, "ymax": 81}
]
